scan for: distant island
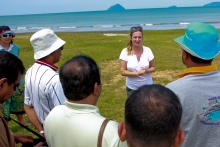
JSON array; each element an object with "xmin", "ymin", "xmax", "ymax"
[
  {"xmin": 168, "ymin": 5, "xmax": 177, "ymax": 8},
  {"xmin": 203, "ymin": 1, "xmax": 220, "ymax": 6},
  {"xmin": 107, "ymin": 4, "xmax": 125, "ymax": 11}
]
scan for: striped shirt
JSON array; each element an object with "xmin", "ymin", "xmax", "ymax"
[{"xmin": 24, "ymin": 60, "xmax": 66, "ymax": 124}]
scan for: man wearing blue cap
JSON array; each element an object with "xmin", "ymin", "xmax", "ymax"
[{"xmin": 166, "ymin": 22, "xmax": 220, "ymax": 147}]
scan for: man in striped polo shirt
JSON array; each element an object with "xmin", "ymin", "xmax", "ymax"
[{"xmin": 24, "ymin": 29, "xmax": 66, "ymax": 137}]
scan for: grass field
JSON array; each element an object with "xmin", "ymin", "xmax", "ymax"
[{"xmin": 8, "ymin": 29, "xmax": 220, "ymax": 146}]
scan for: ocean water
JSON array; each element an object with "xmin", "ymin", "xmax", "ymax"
[{"xmin": 1, "ymin": 6, "xmax": 220, "ymax": 33}]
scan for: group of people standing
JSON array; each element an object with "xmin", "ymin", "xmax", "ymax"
[{"xmin": 0, "ymin": 21, "xmax": 220, "ymax": 147}]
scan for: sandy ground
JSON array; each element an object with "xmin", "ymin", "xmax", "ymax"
[{"xmin": 103, "ymin": 33, "xmax": 128, "ymax": 36}]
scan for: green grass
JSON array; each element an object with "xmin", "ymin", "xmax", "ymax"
[{"xmin": 8, "ymin": 29, "xmax": 220, "ymax": 145}]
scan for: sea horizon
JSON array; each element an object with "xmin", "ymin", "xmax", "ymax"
[
  {"xmin": 1, "ymin": 6, "xmax": 220, "ymax": 34},
  {"xmin": 0, "ymin": 6, "xmax": 208, "ymax": 17}
]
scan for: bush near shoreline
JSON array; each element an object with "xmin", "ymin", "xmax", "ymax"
[{"xmin": 9, "ymin": 29, "xmax": 220, "ymax": 146}]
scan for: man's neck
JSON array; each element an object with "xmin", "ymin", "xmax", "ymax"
[
  {"xmin": 186, "ymin": 63, "xmax": 211, "ymax": 68},
  {"xmin": 67, "ymin": 95, "xmax": 98, "ymax": 106},
  {"xmin": 40, "ymin": 56, "xmax": 54, "ymax": 64}
]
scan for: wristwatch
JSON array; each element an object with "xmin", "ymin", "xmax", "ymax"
[{"xmin": 39, "ymin": 130, "xmax": 44, "ymax": 134}]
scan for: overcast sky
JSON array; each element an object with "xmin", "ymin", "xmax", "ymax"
[{"xmin": 0, "ymin": 0, "xmax": 216, "ymax": 16}]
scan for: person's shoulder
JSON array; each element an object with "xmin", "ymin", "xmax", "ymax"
[
  {"xmin": 103, "ymin": 120, "xmax": 128, "ymax": 146},
  {"xmin": 34, "ymin": 63, "xmax": 58, "ymax": 75},
  {"xmin": 52, "ymin": 104, "xmax": 64, "ymax": 110},
  {"xmin": 166, "ymin": 77, "xmax": 191, "ymax": 92},
  {"xmin": 121, "ymin": 48, "xmax": 127, "ymax": 53},
  {"xmin": 26, "ymin": 64, "xmax": 59, "ymax": 82},
  {"xmin": 166, "ymin": 79, "xmax": 181, "ymax": 88},
  {"xmin": 12, "ymin": 44, "xmax": 20, "ymax": 52},
  {"xmin": 13, "ymin": 44, "xmax": 20, "ymax": 48},
  {"xmin": 210, "ymin": 70, "xmax": 220, "ymax": 76},
  {"xmin": 143, "ymin": 46, "xmax": 151, "ymax": 50},
  {"xmin": 47, "ymin": 105, "xmax": 64, "ymax": 116},
  {"xmin": 143, "ymin": 46, "xmax": 153, "ymax": 54},
  {"xmin": 25, "ymin": 63, "xmax": 35, "ymax": 72},
  {"xmin": 97, "ymin": 117, "xmax": 118, "ymax": 128},
  {"xmin": 26, "ymin": 63, "xmax": 58, "ymax": 75},
  {"xmin": 44, "ymin": 105, "xmax": 64, "ymax": 124},
  {"xmin": 105, "ymin": 119, "xmax": 119, "ymax": 129},
  {"xmin": 119, "ymin": 48, "xmax": 128, "ymax": 58}
]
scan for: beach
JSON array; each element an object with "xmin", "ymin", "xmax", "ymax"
[{"xmin": 7, "ymin": 20, "xmax": 220, "ymax": 141}]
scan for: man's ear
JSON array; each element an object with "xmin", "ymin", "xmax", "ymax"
[
  {"xmin": 182, "ymin": 49, "xmax": 187, "ymax": 59},
  {"xmin": 118, "ymin": 122, "xmax": 127, "ymax": 142},
  {"xmin": 93, "ymin": 82, "xmax": 99, "ymax": 95},
  {"xmin": 0, "ymin": 78, "xmax": 7, "ymax": 90},
  {"xmin": 182, "ymin": 49, "xmax": 191, "ymax": 60},
  {"xmin": 173, "ymin": 129, "xmax": 184, "ymax": 147}
]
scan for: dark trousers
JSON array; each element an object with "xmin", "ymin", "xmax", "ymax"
[{"xmin": 126, "ymin": 87, "xmax": 136, "ymax": 98}]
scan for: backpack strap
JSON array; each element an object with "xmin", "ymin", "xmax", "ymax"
[
  {"xmin": 9, "ymin": 116, "xmax": 45, "ymax": 140},
  {"xmin": 97, "ymin": 118, "xmax": 111, "ymax": 147}
]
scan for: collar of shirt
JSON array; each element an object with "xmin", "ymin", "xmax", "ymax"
[
  {"xmin": 65, "ymin": 101, "xmax": 100, "ymax": 114},
  {"xmin": 0, "ymin": 44, "xmax": 14, "ymax": 52},
  {"xmin": 177, "ymin": 64, "xmax": 217, "ymax": 78},
  {"xmin": 36, "ymin": 59, "xmax": 58, "ymax": 71}
]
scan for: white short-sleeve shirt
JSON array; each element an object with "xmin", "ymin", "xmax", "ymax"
[
  {"xmin": 119, "ymin": 46, "xmax": 154, "ymax": 90},
  {"xmin": 44, "ymin": 101, "xmax": 128, "ymax": 147}
]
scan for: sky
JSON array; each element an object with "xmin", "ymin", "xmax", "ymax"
[{"xmin": 0, "ymin": 0, "xmax": 216, "ymax": 16}]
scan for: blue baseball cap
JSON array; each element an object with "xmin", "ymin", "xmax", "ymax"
[{"xmin": 174, "ymin": 22, "xmax": 220, "ymax": 60}]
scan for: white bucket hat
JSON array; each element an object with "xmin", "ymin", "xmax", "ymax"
[{"xmin": 30, "ymin": 29, "xmax": 66, "ymax": 60}]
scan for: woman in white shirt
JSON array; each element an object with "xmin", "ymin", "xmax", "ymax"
[{"xmin": 119, "ymin": 26, "xmax": 156, "ymax": 97}]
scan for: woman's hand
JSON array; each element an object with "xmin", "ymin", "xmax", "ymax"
[{"xmin": 138, "ymin": 68, "xmax": 147, "ymax": 76}]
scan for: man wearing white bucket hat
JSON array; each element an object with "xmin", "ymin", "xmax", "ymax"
[
  {"xmin": 166, "ymin": 22, "xmax": 220, "ymax": 147},
  {"xmin": 24, "ymin": 29, "xmax": 66, "ymax": 136}
]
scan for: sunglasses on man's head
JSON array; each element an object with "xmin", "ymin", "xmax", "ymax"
[
  {"xmin": 13, "ymin": 83, "xmax": 20, "ymax": 91},
  {"xmin": 1, "ymin": 34, "xmax": 13, "ymax": 38},
  {"xmin": 130, "ymin": 26, "xmax": 143, "ymax": 31}
]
